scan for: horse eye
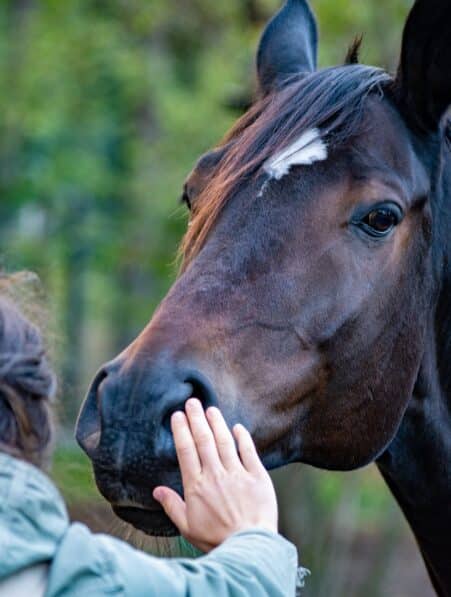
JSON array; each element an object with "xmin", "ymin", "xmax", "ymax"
[
  {"xmin": 358, "ymin": 203, "xmax": 403, "ymax": 238},
  {"xmin": 365, "ymin": 209, "xmax": 397, "ymax": 232}
]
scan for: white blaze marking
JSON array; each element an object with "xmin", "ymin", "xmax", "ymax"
[{"xmin": 263, "ymin": 128, "xmax": 328, "ymax": 181}]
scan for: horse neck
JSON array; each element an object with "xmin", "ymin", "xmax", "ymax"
[{"xmin": 377, "ymin": 146, "xmax": 451, "ymax": 596}]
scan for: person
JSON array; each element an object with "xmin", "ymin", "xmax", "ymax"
[{"xmin": 0, "ymin": 292, "xmax": 307, "ymax": 596}]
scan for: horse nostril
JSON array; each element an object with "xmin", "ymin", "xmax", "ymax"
[
  {"xmin": 161, "ymin": 372, "xmax": 217, "ymax": 434},
  {"xmin": 186, "ymin": 375, "xmax": 216, "ymax": 408},
  {"xmin": 75, "ymin": 368, "xmax": 107, "ymax": 458},
  {"xmin": 162, "ymin": 400, "xmax": 189, "ymax": 434}
]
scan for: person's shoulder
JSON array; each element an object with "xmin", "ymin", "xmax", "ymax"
[{"xmin": 46, "ymin": 523, "xmax": 125, "ymax": 596}]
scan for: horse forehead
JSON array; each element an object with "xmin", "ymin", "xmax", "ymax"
[
  {"xmin": 261, "ymin": 99, "xmax": 416, "ymax": 191},
  {"xmin": 263, "ymin": 128, "xmax": 328, "ymax": 181},
  {"xmin": 355, "ymin": 98, "xmax": 417, "ymax": 171}
]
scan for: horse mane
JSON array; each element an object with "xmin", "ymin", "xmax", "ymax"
[
  {"xmin": 180, "ymin": 64, "xmax": 391, "ymax": 270},
  {"xmin": 345, "ymin": 36, "xmax": 363, "ymax": 65}
]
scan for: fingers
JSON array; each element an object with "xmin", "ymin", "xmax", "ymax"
[
  {"xmin": 206, "ymin": 407, "xmax": 240, "ymax": 470},
  {"xmin": 233, "ymin": 423, "xmax": 266, "ymax": 475},
  {"xmin": 171, "ymin": 411, "xmax": 201, "ymax": 486},
  {"xmin": 153, "ymin": 486, "xmax": 188, "ymax": 536},
  {"xmin": 185, "ymin": 399, "xmax": 222, "ymax": 470}
]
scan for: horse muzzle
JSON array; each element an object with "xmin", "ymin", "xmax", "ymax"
[{"xmin": 75, "ymin": 354, "xmax": 217, "ymax": 535}]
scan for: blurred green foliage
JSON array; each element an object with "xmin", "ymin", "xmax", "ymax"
[{"xmin": 52, "ymin": 444, "xmax": 100, "ymax": 504}]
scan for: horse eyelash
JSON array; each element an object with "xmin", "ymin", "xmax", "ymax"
[{"xmin": 180, "ymin": 185, "xmax": 191, "ymax": 210}]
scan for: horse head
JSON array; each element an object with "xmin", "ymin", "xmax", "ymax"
[{"xmin": 76, "ymin": 0, "xmax": 451, "ymax": 537}]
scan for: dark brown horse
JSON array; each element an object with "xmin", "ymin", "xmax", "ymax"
[{"xmin": 76, "ymin": 1, "xmax": 451, "ymax": 594}]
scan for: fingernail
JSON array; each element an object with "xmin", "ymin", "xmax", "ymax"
[
  {"xmin": 186, "ymin": 398, "xmax": 201, "ymax": 410},
  {"xmin": 206, "ymin": 406, "xmax": 219, "ymax": 417},
  {"xmin": 171, "ymin": 411, "xmax": 185, "ymax": 424},
  {"xmin": 153, "ymin": 487, "xmax": 164, "ymax": 501}
]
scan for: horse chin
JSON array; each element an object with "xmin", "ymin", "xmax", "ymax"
[
  {"xmin": 91, "ymin": 464, "xmax": 182, "ymax": 536},
  {"xmin": 112, "ymin": 505, "xmax": 178, "ymax": 537}
]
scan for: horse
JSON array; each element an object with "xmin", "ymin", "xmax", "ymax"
[{"xmin": 76, "ymin": 1, "xmax": 451, "ymax": 594}]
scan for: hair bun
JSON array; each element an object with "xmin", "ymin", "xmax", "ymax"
[
  {"xmin": 0, "ymin": 298, "xmax": 56, "ymax": 402},
  {"xmin": 0, "ymin": 352, "xmax": 56, "ymax": 400}
]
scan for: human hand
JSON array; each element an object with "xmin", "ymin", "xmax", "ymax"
[{"xmin": 153, "ymin": 398, "xmax": 278, "ymax": 552}]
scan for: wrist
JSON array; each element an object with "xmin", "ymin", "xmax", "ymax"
[{"xmin": 232, "ymin": 521, "xmax": 278, "ymax": 536}]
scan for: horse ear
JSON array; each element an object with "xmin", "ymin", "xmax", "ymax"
[
  {"xmin": 395, "ymin": 0, "xmax": 451, "ymax": 134},
  {"xmin": 256, "ymin": 0, "xmax": 318, "ymax": 96}
]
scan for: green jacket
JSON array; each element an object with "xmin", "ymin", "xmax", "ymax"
[{"xmin": 0, "ymin": 453, "xmax": 300, "ymax": 596}]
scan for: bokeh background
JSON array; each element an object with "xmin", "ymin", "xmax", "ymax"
[{"xmin": 0, "ymin": 1, "xmax": 434, "ymax": 595}]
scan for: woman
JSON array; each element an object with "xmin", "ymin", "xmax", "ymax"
[{"xmin": 0, "ymin": 293, "xmax": 306, "ymax": 596}]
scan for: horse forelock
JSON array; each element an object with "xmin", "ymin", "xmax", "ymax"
[{"xmin": 180, "ymin": 65, "xmax": 392, "ymax": 271}]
